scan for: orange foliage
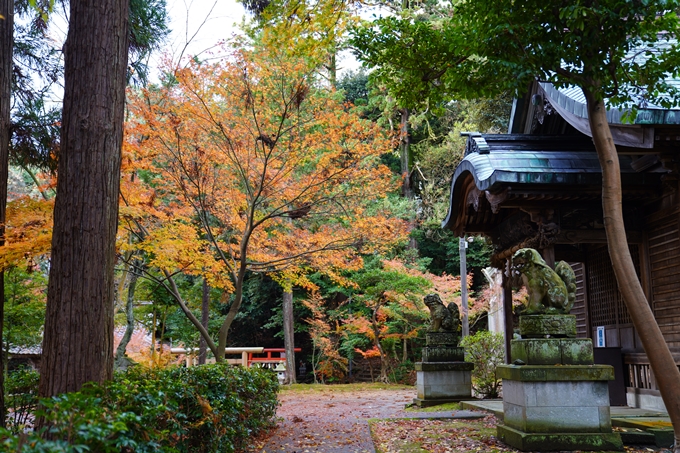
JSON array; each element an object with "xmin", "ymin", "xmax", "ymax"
[
  {"xmin": 381, "ymin": 259, "xmax": 483, "ymax": 317},
  {"xmin": 0, "ymin": 196, "xmax": 53, "ymax": 272},
  {"xmin": 355, "ymin": 346, "xmax": 381, "ymax": 359},
  {"xmin": 122, "ymin": 46, "xmax": 408, "ymax": 354},
  {"xmin": 301, "ymin": 293, "xmax": 348, "ymax": 381},
  {"xmin": 124, "ymin": 50, "xmax": 406, "ymax": 280}
]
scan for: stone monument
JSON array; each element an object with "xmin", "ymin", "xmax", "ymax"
[
  {"xmin": 496, "ymin": 248, "xmax": 623, "ymax": 451},
  {"xmin": 413, "ymin": 294, "xmax": 473, "ymax": 407}
]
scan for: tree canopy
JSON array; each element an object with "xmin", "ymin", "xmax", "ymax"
[{"xmin": 122, "ymin": 45, "xmax": 408, "ymax": 360}]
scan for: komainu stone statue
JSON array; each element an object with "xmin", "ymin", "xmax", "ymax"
[
  {"xmin": 512, "ymin": 248, "xmax": 576, "ymax": 314},
  {"xmin": 423, "ymin": 293, "xmax": 460, "ymax": 332}
]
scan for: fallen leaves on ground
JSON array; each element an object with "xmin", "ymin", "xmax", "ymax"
[{"xmin": 369, "ymin": 415, "xmax": 674, "ymax": 453}]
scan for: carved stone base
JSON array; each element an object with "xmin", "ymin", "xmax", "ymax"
[
  {"xmin": 414, "ymin": 361, "xmax": 473, "ymax": 407},
  {"xmin": 519, "ymin": 315, "xmax": 576, "ymax": 338},
  {"xmin": 511, "ymin": 338, "xmax": 593, "ymax": 365},
  {"xmin": 426, "ymin": 332, "xmax": 459, "ymax": 345},
  {"xmin": 422, "ymin": 346, "xmax": 464, "ymax": 362},
  {"xmin": 497, "ymin": 425, "xmax": 623, "ymax": 451}
]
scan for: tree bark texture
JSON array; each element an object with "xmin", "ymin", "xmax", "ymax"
[
  {"xmin": 586, "ymin": 92, "xmax": 680, "ymax": 448},
  {"xmin": 0, "ymin": 0, "xmax": 13, "ymax": 428},
  {"xmin": 283, "ymin": 290, "xmax": 296, "ymax": 384},
  {"xmin": 39, "ymin": 0, "xmax": 129, "ymax": 396},
  {"xmin": 198, "ymin": 278, "xmax": 209, "ymax": 365}
]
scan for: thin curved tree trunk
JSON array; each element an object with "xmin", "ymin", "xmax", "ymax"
[
  {"xmin": 283, "ymin": 288, "xmax": 296, "ymax": 384},
  {"xmin": 163, "ymin": 270, "xmax": 219, "ymax": 358},
  {"xmin": 198, "ymin": 278, "xmax": 209, "ymax": 365},
  {"xmin": 399, "ymin": 108, "xmax": 412, "ymax": 199},
  {"xmin": 114, "ymin": 259, "xmax": 141, "ymax": 368},
  {"xmin": 586, "ymin": 91, "xmax": 680, "ymax": 450},
  {"xmin": 0, "ymin": 0, "xmax": 11, "ymax": 427},
  {"xmin": 371, "ymin": 296, "xmax": 389, "ymax": 383}
]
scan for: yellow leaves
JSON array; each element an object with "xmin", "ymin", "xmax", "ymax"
[
  {"xmin": 254, "ymin": 0, "xmax": 359, "ymax": 75},
  {"xmin": 122, "ymin": 43, "xmax": 409, "ymax": 326},
  {"xmin": 0, "ymin": 197, "xmax": 54, "ymax": 272},
  {"xmin": 135, "ymin": 221, "xmax": 233, "ymax": 292}
]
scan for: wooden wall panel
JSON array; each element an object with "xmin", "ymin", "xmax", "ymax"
[
  {"xmin": 648, "ymin": 211, "xmax": 680, "ymax": 351},
  {"xmin": 586, "ymin": 245, "xmax": 639, "ymax": 351},
  {"xmin": 569, "ymin": 262, "xmax": 589, "ymax": 338}
]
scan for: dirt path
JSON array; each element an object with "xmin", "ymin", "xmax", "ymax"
[
  {"xmin": 247, "ymin": 385, "xmax": 676, "ymax": 453},
  {"xmin": 248, "ymin": 386, "xmax": 416, "ymax": 453}
]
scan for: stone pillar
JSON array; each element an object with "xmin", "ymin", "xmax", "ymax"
[
  {"xmin": 413, "ymin": 331, "xmax": 473, "ymax": 407},
  {"xmin": 483, "ymin": 267, "xmax": 504, "ymax": 335},
  {"xmin": 496, "ymin": 314, "xmax": 623, "ymax": 451}
]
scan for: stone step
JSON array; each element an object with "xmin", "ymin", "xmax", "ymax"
[{"xmin": 616, "ymin": 427, "xmax": 656, "ymax": 445}]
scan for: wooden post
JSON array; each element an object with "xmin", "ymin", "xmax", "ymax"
[
  {"xmin": 503, "ymin": 259, "xmax": 514, "ymax": 364},
  {"xmin": 459, "ymin": 237, "xmax": 470, "ymax": 337},
  {"xmin": 241, "ymin": 351, "xmax": 248, "ymax": 367},
  {"xmin": 541, "ymin": 245, "xmax": 556, "ymax": 269}
]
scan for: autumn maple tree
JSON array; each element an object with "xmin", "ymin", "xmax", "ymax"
[
  {"xmin": 323, "ymin": 257, "xmax": 473, "ymax": 382},
  {"xmin": 122, "ymin": 46, "xmax": 407, "ymax": 361}
]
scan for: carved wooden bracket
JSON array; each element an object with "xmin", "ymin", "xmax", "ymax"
[{"xmin": 485, "ymin": 189, "xmax": 508, "ymax": 214}]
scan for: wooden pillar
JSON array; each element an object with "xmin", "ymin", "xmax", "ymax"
[
  {"xmin": 503, "ymin": 259, "xmax": 514, "ymax": 364},
  {"xmin": 541, "ymin": 245, "xmax": 555, "ymax": 269}
]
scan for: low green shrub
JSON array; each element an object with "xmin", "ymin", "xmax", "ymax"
[
  {"xmin": 5, "ymin": 367, "xmax": 40, "ymax": 434},
  {"xmin": 0, "ymin": 363, "xmax": 278, "ymax": 453},
  {"xmin": 387, "ymin": 359, "xmax": 415, "ymax": 385},
  {"xmin": 460, "ymin": 330, "xmax": 504, "ymax": 398}
]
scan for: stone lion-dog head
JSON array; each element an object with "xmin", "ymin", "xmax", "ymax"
[{"xmin": 511, "ymin": 248, "xmax": 576, "ymax": 314}]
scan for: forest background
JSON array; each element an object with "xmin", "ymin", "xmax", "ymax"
[{"xmin": 1, "ymin": 0, "xmax": 514, "ymax": 394}]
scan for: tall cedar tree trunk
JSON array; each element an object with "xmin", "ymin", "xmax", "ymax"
[
  {"xmin": 283, "ymin": 290, "xmax": 296, "ymax": 384},
  {"xmin": 0, "ymin": 0, "xmax": 12, "ymax": 429},
  {"xmin": 39, "ymin": 0, "xmax": 129, "ymax": 396},
  {"xmin": 586, "ymin": 92, "xmax": 680, "ymax": 448},
  {"xmin": 198, "ymin": 278, "xmax": 209, "ymax": 365}
]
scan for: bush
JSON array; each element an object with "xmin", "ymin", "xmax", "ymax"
[
  {"xmin": 5, "ymin": 367, "xmax": 40, "ymax": 434},
  {"xmin": 0, "ymin": 363, "xmax": 279, "ymax": 453},
  {"xmin": 387, "ymin": 359, "xmax": 416, "ymax": 385},
  {"xmin": 460, "ymin": 330, "xmax": 504, "ymax": 398}
]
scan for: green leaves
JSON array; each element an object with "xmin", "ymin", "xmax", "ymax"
[
  {"xmin": 1, "ymin": 364, "xmax": 278, "ymax": 452},
  {"xmin": 455, "ymin": 0, "xmax": 680, "ymax": 107},
  {"xmin": 350, "ymin": 12, "xmax": 478, "ymax": 111},
  {"xmin": 460, "ymin": 330, "xmax": 504, "ymax": 398}
]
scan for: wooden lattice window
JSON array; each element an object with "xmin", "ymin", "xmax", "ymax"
[{"xmin": 587, "ymin": 245, "xmax": 639, "ymax": 327}]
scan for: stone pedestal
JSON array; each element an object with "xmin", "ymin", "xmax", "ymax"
[
  {"xmin": 413, "ymin": 332, "xmax": 473, "ymax": 407},
  {"xmin": 497, "ymin": 315, "xmax": 623, "ymax": 451},
  {"xmin": 414, "ymin": 361, "xmax": 474, "ymax": 407},
  {"xmin": 519, "ymin": 314, "xmax": 577, "ymax": 338}
]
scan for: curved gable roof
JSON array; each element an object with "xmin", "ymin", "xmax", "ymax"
[{"xmin": 442, "ymin": 135, "xmax": 664, "ymax": 234}]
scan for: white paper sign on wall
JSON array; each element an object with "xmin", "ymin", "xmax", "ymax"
[{"xmin": 596, "ymin": 326, "xmax": 606, "ymax": 348}]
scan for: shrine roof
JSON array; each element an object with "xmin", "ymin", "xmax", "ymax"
[
  {"xmin": 9, "ymin": 345, "xmax": 42, "ymax": 356},
  {"xmin": 441, "ymin": 134, "xmax": 665, "ymax": 232},
  {"xmin": 540, "ymin": 82, "xmax": 680, "ymax": 126}
]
